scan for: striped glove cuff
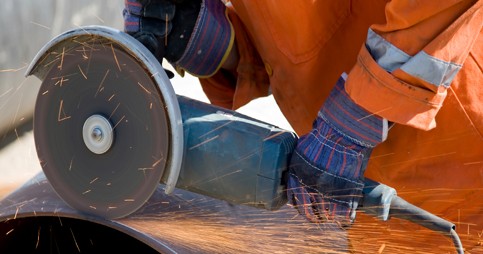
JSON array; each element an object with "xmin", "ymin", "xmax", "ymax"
[
  {"xmin": 320, "ymin": 74, "xmax": 389, "ymax": 148},
  {"xmin": 171, "ymin": 0, "xmax": 235, "ymax": 77}
]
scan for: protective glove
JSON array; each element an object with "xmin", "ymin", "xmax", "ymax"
[
  {"xmin": 286, "ymin": 74, "xmax": 390, "ymax": 227},
  {"xmin": 123, "ymin": 0, "xmax": 234, "ymax": 77}
]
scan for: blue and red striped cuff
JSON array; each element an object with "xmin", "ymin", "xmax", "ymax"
[
  {"xmin": 320, "ymin": 74, "xmax": 388, "ymax": 148},
  {"xmin": 123, "ymin": 0, "xmax": 175, "ymax": 36},
  {"xmin": 171, "ymin": 0, "xmax": 234, "ymax": 77},
  {"xmin": 123, "ymin": 8, "xmax": 142, "ymax": 34}
]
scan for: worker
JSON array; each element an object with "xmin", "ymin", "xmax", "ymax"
[{"xmin": 123, "ymin": 0, "xmax": 483, "ymax": 252}]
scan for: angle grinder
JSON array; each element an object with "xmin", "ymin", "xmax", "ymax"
[{"xmin": 27, "ymin": 25, "xmax": 295, "ymax": 220}]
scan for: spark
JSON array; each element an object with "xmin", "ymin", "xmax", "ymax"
[
  {"xmin": 203, "ymin": 169, "xmax": 242, "ymax": 184},
  {"xmin": 93, "ymin": 14, "xmax": 104, "ymax": 23},
  {"xmin": 370, "ymin": 152, "xmax": 396, "ymax": 159},
  {"xmin": 73, "ymin": 23, "xmax": 91, "ymax": 35},
  {"xmin": 90, "ymin": 177, "xmax": 99, "ymax": 184},
  {"xmin": 449, "ymin": 87, "xmax": 480, "ymax": 136},
  {"xmin": 138, "ymin": 167, "xmax": 152, "ymax": 179},
  {"xmin": 0, "ymin": 64, "xmax": 27, "ymax": 73},
  {"xmin": 75, "ymin": 46, "xmax": 90, "ymax": 60},
  {"xmin": 457, "ymin": 209, "xmax": 461, "ymax": 225},
  {"xmin": 89, "ymin": 206, "xmax": 96, "ymax": 209},
  {"xmin": 78, "ymin": 65, "xmax": 87, "ymax": 79},
  {"xmin": 43, "ymin": 57, "xmax": 61, "ymax": 70},
  {"xmin": 109, "ymin": 103, "xmax": 120, "ymax": 120},
  {"xmin": 40, "ymin": 159, "xmax": 47, "ymax": 168},
  {"xmin": 124, "ymin": 199, "xmax": 135, "ymax": 202},
  {"xmin": 137, "ymin": 82, "xmax": 152, "ymax": 94},
  {"xmin": 189, "ymin": 135, "xmax": 219, "ymax": 150},
  {"xmin": 95, "ymin": 69, "xmax": 110, "ymax": 97},
  {"xmin": 112, "ymin": 115, "xmax": 126, "ymax": 130},
  {"xmin": 463, "ymin": 161, "xmax": 482, "ymax": 165},
  {"xmin": 111, "ymin": 44, "xmax": 122, "ymax": 72},
  {"xmin": 69, "ymin": 228, "xmax": 81, "ymax": 253},
  {"xmin": 263, "ymin": 130, "xmax": 288, "ymax": 141},
  {"xmin": 378, "ymin": 243, "xmax": 386, "ymax": 253},
  {"xmin": 358, "ymin": 107, "xmax": 393, "ymax": 121},
  {"xmin": 29, "ymin": 21, "xmax": 51, "ymax": 30},
  {"xmin": 6, "ymin": 229, "xmax": 14, "ymax": 235},
  {"xmin": 152, "ymin": 156, "xmax": 164, "ymax": 167},
  {"xmin": 58, "ymin": 47, "xmax": 65, "ymax": 70},
  {"xmin": 57, "ymin": 216, "xmax": 63, "ymax": 226},
  {"xmin": 108, "ymin": 206, "xmax": 117, "ymax": 210},
  {"xmin": 0, "ymin": 87, "xmax": 13, "ymax": 98},
  {"xmin": 108, "ymin": 94, "xmax": 115, "ymax": 101},
  {"xmin": 53, "ymin": 76, "xmax": 69, "ymax": 87},
  {"xmin": 14, "ymin": 206, "xmax": 19, "ymax": 219},
  {"xmin": 69, "ymin": 157, "xmax": 74, "ymax": 171},
  {"xmin": 165, "ymin": 13, "xmax": 168, "ymax": 46},
  {"xmin": 380, "ymin": 151, "xmax": 457, "ymax": 168},
  {"xmin": 36, "ymin": 227, "xmax": 41, "ymax": 249},
  {"xmin": 9, "ymin": 81, "xmax": 25, "ymax": 130},
  {"xmin": 82, "ymin": 190, "xmax": 91, "ymax": 195},
  {"xmin": 197, "ymin": 117, "xmax": 235, "ymax": 139},
  {"xmin": 58, "ymin": 99, "xmax": 71, "ymax": 122}
]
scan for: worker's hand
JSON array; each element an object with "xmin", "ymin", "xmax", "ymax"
[
  {"xmin": 123, "ymin": 0, "xmax": 234, "ymax": 77},
  {"xmin": 286, "ymin": 74, "xmax": 390, "ymax": 227}
]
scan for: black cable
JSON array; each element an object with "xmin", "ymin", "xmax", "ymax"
[{"xmin": 390, "ymin": 197, "xmax": 464, "ymax": 254}]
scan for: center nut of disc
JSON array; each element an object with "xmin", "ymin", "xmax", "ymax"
[{"xmin": 82, "ymin": 114, "xmax": 114, "ymax": 154}]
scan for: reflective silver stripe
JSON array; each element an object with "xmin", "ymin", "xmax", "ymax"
[
  {"xmin": 400, "ymin": 51, "xmax": 461, "ymax": 88},
  {"xmin": 366, "ymin": 29, "xmax": 462, "ymax": 88},
  {"xmin": 366, "ymin": 29, "xmax": 410, "ymax": 72}
]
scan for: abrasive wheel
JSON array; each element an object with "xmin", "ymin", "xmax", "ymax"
[{"xmin": 34, "ymin": 39, "xmax": 171, "ymax": 219}]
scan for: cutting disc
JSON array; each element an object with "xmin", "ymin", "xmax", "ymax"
[{"xmin": 34, "ymin": 38, "xmax": 171, "ymax": 219}]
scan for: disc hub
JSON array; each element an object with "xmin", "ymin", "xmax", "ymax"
[{"xmin": 82, "ymin": 114, "xmax": 113, "ymax": 154}]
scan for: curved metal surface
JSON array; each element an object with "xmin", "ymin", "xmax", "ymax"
[
  {"xmin": 0, "ymin": 173, "xmax": 350, "ymax": 253},
  {"xmin": 26, "ymin": 25, "xmax": 183, "ymax": 195},
  {"xmin": 0, "ymin": 173, "xmax": 177, "ymax": 253}
]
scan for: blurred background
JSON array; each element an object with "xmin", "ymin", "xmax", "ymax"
[
  {"xmin": 0, "ymin": 0, "xmax": 291, "ymax": 198},
  {"xmin": 0, "ymin": 0, "xmax": 124, "ymax": 136}
]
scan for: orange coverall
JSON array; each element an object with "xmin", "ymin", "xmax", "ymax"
[{"xmin": 198, "ymin": 0, "xmax": 483, "ymax": 252}]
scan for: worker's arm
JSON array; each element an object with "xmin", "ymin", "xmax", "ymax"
[
  {"xmin": 287, "ymin": 0, "xmax": 482, "ymax": 225},
  {"xmin": 123, "ymin": 0, "xmax": 263, "ymax": 110},
  {"xmin": 345, "ymin": 0, "xmax": 482, "ymax": 130}
]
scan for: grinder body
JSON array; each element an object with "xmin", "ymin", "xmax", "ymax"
[{"xmin": 176, "ymin": 96, "xmax": 296, "ymax": 210}]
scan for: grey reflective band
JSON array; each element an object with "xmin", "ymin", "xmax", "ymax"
[
  {"xmin": 366, "ymin": 29, "xmax": 410, "ymax": 72},
  {"xmin": 400, "ymin": 51, "xmax": 461, "ymax": 88},
  {"xmin": 366, "ymin": 29, "xmax": 462, "ymax": 88}
]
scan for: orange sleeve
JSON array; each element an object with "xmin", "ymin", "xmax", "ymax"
[
  {"xmin": 345, "ymin": 0, "xmax": 482, "ymax": 130},
  {"xmin": 199, "ymin": 5, "xmax": 270, "ymax": 110}
]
